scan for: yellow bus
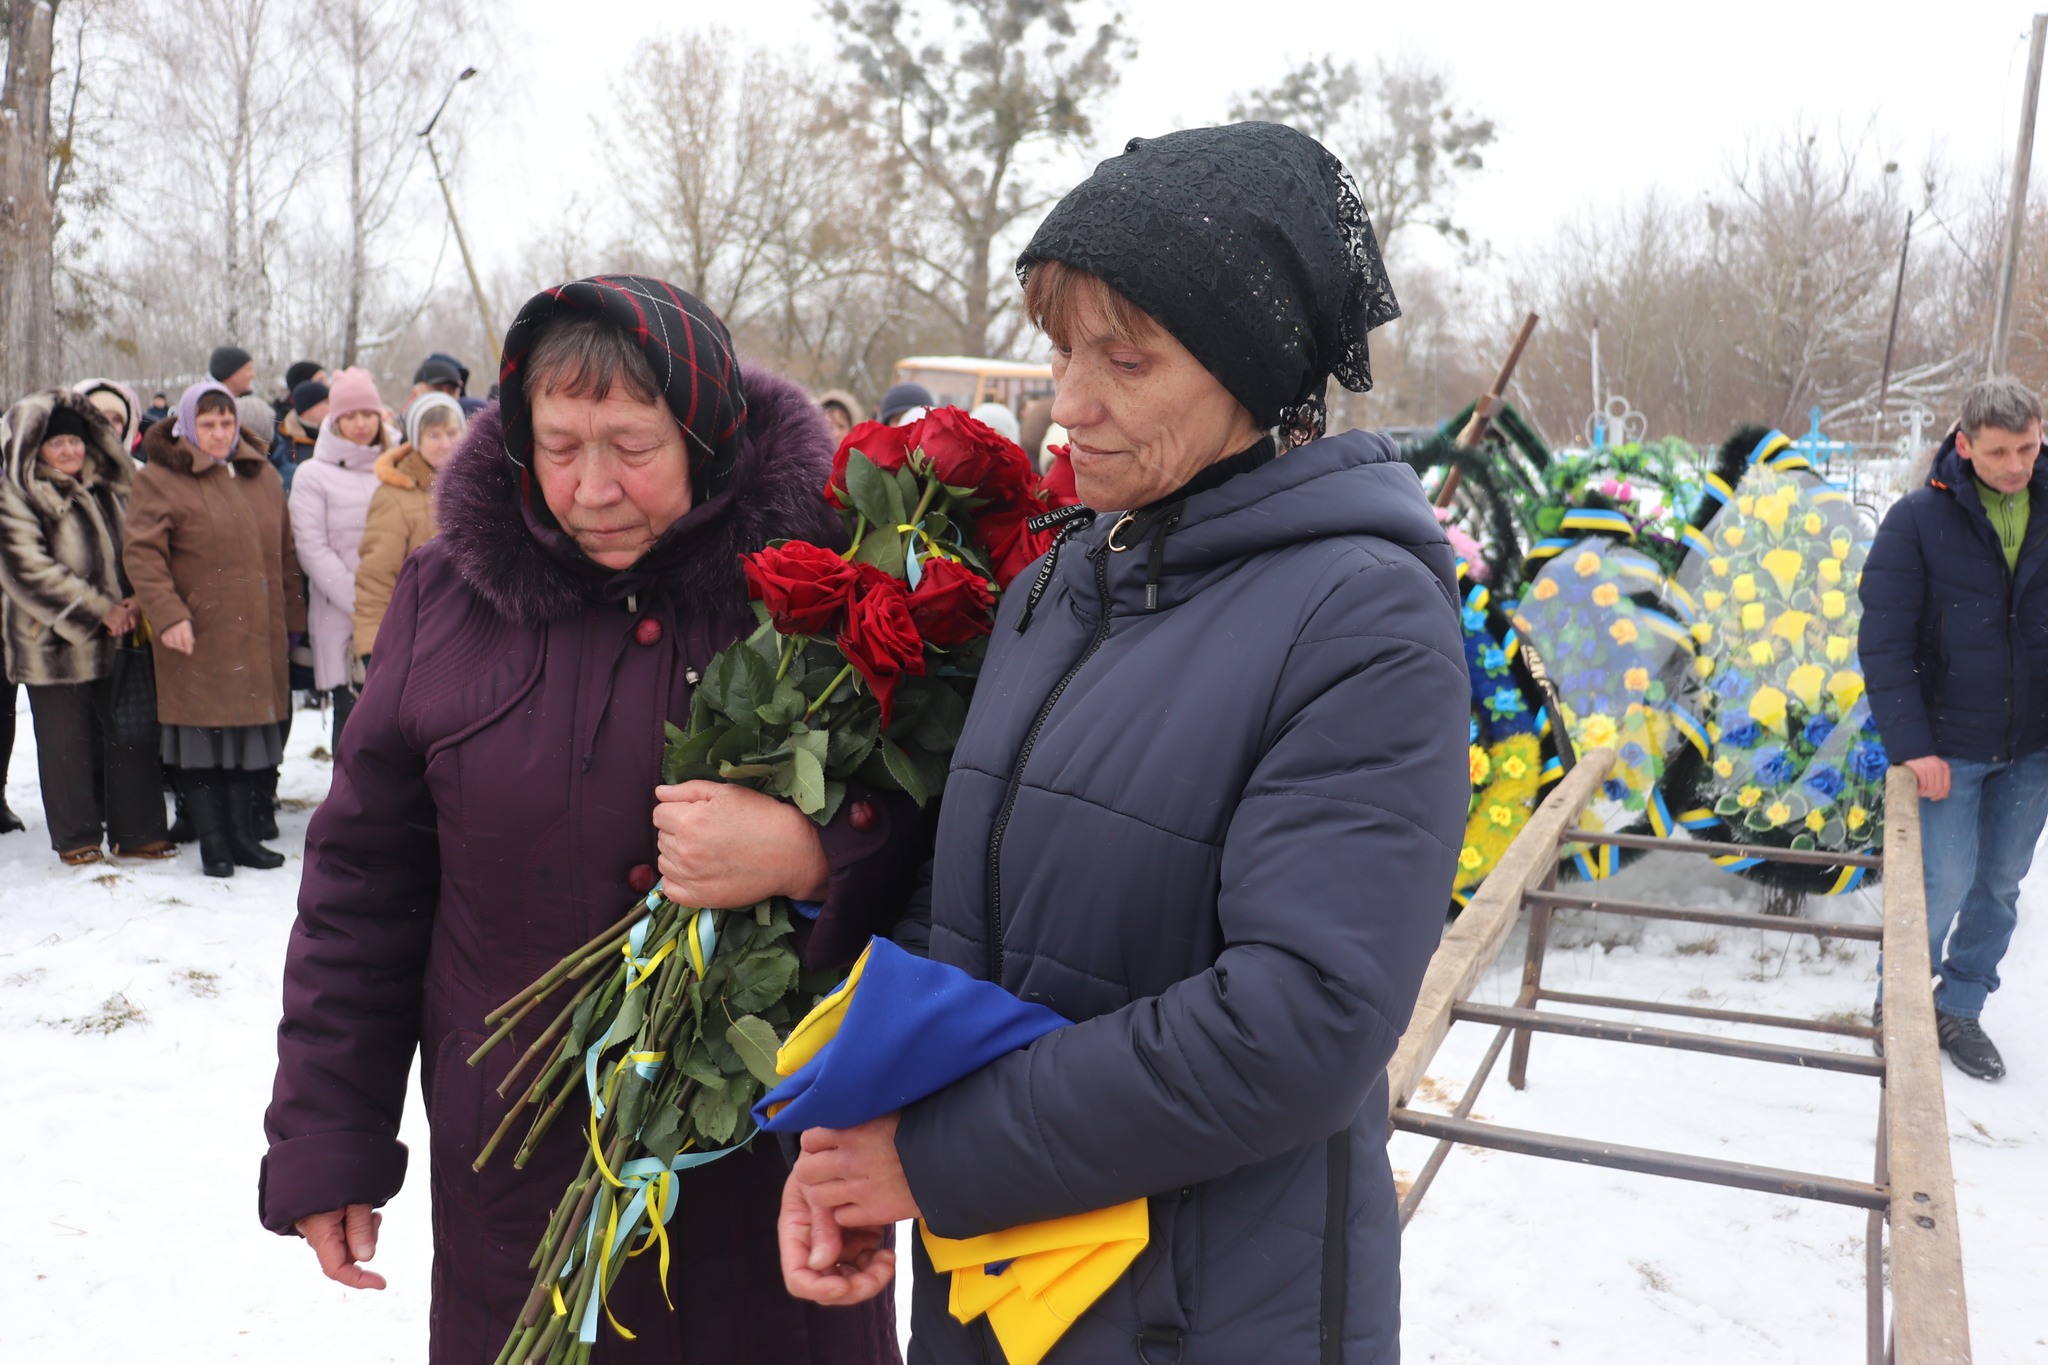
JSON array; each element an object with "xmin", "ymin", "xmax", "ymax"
[{"xmin": 892, "ymin": 356, "xmax": 1055, "ymax": 413}]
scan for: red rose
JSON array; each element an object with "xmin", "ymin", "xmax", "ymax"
[
  {"xmin": 741, "ymin": 540, "xmax": 861, "ymax": 636},
  {"xmin": 839, "ymin": 566, "xmax": 927, "ymax": 725},
  {"xmin": 828, "ymin": 421, "xmax": 916, "ymax": 510},
  {"xmin": 908, "ymin": 556, "xmax": 996, "ymax": 648},
  {"xmin": 1040, "ymin": 444, "xmax": 1080, "ymax": 506},
  {"xmin": 973, "ymin": 499, "xmax": 1059, "ymax": 591},
  {"xmin": 912, "ymin": 407, "xmax": 1036, "ymax": 503}
]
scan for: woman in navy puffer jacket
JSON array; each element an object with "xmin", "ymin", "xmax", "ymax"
[{"xmin": 783, "ymin": 123, "xmax": 1471, "ymax": 1365}]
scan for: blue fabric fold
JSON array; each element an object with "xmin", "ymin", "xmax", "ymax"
[{"xmin": 753, "ymin": 936, "xmax": 1067, "ymax": 1132}]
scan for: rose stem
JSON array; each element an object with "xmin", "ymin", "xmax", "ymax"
[
  {"xmin": 514, "ymin": 1063, "xmax": 590, "ymax": 1168},
  {"xmin": 910, "ymin": 477, "xmax": 940, "ymax": 528},
  {"xmin": 485, "ymin": 905, "xmax": 654, "ymax": 1026},
  {"xmin": 498, "ymin": 972, "xmax": 604, "ymax": 1098},
  {"xmin": 842, "ymin": 514, "xmax": 868, "ymax": 560},
  {"xmin": 467, "ymin": 987, "xmax": 549, "ymax": 1067},
  {"xmin": 530, "ymin": 1149, "xmax": 597, "ymax": 1271},
  {"xmin": 492, "ymin": 1322, "xmax": 537, "ymax": 1365},
  {"xmin": 803, "ymin": 664, "xmax": 856, "ymax": 720},
  {"xmin": 518, "ymin": 1133, "xmax": 621, "ymax": 1329},
  {"xmin": 516, "ymin": 1312, "xmax": 565, "ymax": 1365}
]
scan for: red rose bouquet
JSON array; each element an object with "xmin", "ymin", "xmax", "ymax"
[{"xmin": 469, "ymin": 409, "xmax": 1074, "ymax": 1364}]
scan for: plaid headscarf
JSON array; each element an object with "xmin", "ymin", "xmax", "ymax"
[{"xmin": 497, "ymin": 275, "xmax": 748, "ymax": 497}]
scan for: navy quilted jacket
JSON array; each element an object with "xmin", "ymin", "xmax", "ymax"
[
  {"xmin": 1859, "ymin": 438, "xmax": 2048, "ymax": 763},
  {"xmin": 894, "ymin": 431, "xmax": 1469, "ymax": 1365}
]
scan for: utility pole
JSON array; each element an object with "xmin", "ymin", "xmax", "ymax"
[
  {"xmin": 420, "ymin": 67, "xmax": 499, "ymax": 365},
  {"xmin": 1875, "ymin": 210, "xmax": 1914, "ymax": 439},
  {"xmin": 1989, "ymin": 14, "xmax": 2048, "ymax": 376}
]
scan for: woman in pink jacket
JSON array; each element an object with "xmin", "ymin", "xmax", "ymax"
[{"xmin": 287, "ymin": 368, "xmax": 389, "ymax": 745}]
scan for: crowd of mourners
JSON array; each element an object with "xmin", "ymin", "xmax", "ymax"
[
  {"xmin": 0, "ymin": 347, "xmax": 482, "ymax": 875},
  {"xmin": 0, "ymin": 345, "xmax": 1079, "ymax": 880}
]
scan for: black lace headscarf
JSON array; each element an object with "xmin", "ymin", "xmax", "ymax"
[
  {"xmin": 497, "ymin": 274, "xmax": 748, "ymax": 497},
  {"xmin": 1018, "ymin": 122, "xmax": 1400, "ymax": 448}
]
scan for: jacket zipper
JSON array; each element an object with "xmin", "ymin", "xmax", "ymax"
[
  {"xmin": 984, "ymin": 533, "xmax": 1116, "ymax": 985},
  {"xmin": 2003, "ymin": 564, "xmax": 2018, "ymax": 761}
]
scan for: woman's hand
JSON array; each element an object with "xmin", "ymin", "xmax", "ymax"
[
  {"xmin": 652, "ymin": 781, "xmax": 830, "ymax": 907},
  {"xmin": 778, "ymin": 1169, "xmax": 896, "ymax": 1305},
  {"xmin": 791, "ymin": 1114, "xmax": 922, "ymax": 1229},
  {"xmin": 159, "ymin": 620, "xmax": 195, "ymax": 654},
  {"xmin": 99, "ymin": 599, "xmax": 137, "ymax": 635},
  {"xmin": 295, "ymin": 1204, "xmax": 387, "ymax": 1290}
]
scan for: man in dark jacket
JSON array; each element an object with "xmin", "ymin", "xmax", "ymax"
[
  {"xmin": 269, "ymin": 380, "xmax": 327, "ymax": 494},
  {"xmin": 1859, "ymin": 375, "xmax": 2048, "ymax": 1080}
]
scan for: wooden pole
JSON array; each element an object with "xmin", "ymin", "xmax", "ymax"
[
  {"xmin": 1875, "ymin": 210, "xmax": 1915, "ymax": 440},
  {"xmin": 1878, "ymin": 766, "xmax": 1972, "ymax": 1363},
  {"xmin": 1988, "ymin": 13, "xmax": 2048, "ymax": 377},
  {"xmin": 1435, "ymin": 311, "xmax": 1541, "ymax": 508}
]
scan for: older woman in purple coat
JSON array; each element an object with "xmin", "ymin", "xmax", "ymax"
[{"xmin": 261, "ymin": 277, "xmax": 918, "ymax": 1363}]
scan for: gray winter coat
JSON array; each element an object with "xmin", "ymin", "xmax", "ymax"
[
  {"xmin": 895, "ymin": 431, "xmax": 1469, "ymax": 1365},
  {"xmin": 0, "ymin": 389, "xmax": 134, "ymax": 686}
]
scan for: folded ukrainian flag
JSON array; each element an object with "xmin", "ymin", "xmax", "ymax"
[{"xmin": 753, "ymin": 938, "xmax": 1148, "ymax": 1365}]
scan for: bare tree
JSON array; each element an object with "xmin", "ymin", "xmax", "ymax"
[
  {"xmin": 314, "ymin": 0, "xmax": 474, "ymax": 366},
  {"xmin": 1231, "ymin": 54, "xmax": 1496, "ymax": 258},
  {"xmin": 121, "ymin": 0, "xmax": 316, "ymax": 350},
  {"xmin": 1, "ymin": 0, "xmax": 58, "ymax": 395},
  {"xmin": 1505, "ymin": 128, "xmax": 1982, "ymax": 446},
  {"xmin": 826, "ymin": 0, "xmax": 1131, "ymax": 356}
]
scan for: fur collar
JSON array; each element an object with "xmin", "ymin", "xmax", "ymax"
[
  {"xmin": 139, "ymin": 415, "xmax": 272, "ymax": 476},
  {"xmin": 434, "ymin": 366, "xmax": 843, "ymax": 625},
  {"xmin": 3, "ymin": 388, "xmax": 134, "ymax": 513},
  {"xmin": 376, "ymin": 445, "xmax": 436, "ymax": 491}
]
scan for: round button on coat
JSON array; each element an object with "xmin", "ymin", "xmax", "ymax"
[
  {"xmin": 627, "ymin": 864, "xmax": 659, "ymax": 895},
  {"xmin": 633, "ymin": 617, "xmax": 664, "ymax": 646},
  {"xmin": 848, "ymin": 799, "xmax": 879, "ymax": 833}
]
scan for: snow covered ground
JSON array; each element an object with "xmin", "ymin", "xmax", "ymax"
[{"xmin": 1, "ymin": 693, "xmax": 2042, "ymax": 1362}]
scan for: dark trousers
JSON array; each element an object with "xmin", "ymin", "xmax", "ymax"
[
  {"xmin": 329, "ymin": 684, "xmax": 358, "ymax": 748},
  {"xmin": 27, "ymin": 677, "xmax": 168, "ymax": 852},
  {"xmin": 1, "ymin": 679, "xmax": 16, "ymax": 792}
]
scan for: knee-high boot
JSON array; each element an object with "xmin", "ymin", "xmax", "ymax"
[
  {"xmin": 0, "ymin": 681, "xmax": 23, "ymax": 833},
  {"xmin": 179, "ymin": 768, "xmax": 234, "ymax": 878},
  {"xmin": 225, "ymin": 771, "xmax": 285, "ymax": 869}
]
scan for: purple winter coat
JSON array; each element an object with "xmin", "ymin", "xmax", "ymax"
[{"xmin": 261, "ymin": 372, "xmax": 915, "ymax": 1364}]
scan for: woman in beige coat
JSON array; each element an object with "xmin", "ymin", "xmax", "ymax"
[
  {"xmin": 123, "ymin": 381, "xmax": 305, "ymax": 877},
  {"xmin": 351, "ymin": 393, "xmax": 461, "ymax": 661}
]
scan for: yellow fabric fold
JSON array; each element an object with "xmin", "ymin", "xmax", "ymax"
[
  {"xmin": 770, "ymin": 942, "xmax": 1152, "ymax": 1362},
  {"xmin": 764, "ymin": 942, "xmax": 873, "ymax": 1116},
  {"xmin": 920, "ymin": 1200, "xmax": 1151, "ymax": 1365}
]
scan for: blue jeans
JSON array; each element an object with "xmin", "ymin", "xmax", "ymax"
[{"xmin": 1914, "ymin": 749, "xmax": 2048, "ymax": 1018}]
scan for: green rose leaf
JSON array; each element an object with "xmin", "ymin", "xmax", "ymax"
[
  {"xmin": 640, "ymin": 1098, "xmax": 686, "ymax": 1164},
  {"xmin": 881, "ymin": 737, "xmax": 929, "ymax": 806},
  {"xmin": 845, "ymin": 450, "xmax": 907, "ymax": 533},
  {"xmin": 818, "ymin": 779, "xmax": 848, "ymax": 827},
  {"xmin": 790, "ymin": 745, "xmax": 827, "ymax": 815},
  {"xmin": 727, "ymin": 947, "xmax": 800, "ymax": 1014},
  {"xmin": 701, "ymin": 642, "xmax": 777, "ymax": 719},
  {"xmin": 757, "ymin": 679, "xmax": 807, "ymax": 727},
  {"xmin": 852, "ymin": 523, "xmax": 907, "ymax": 576},
  {"xmin": 664, "ymin": 724, "xmax": 725, "ymax": 784},
  {"xmin": 891, "ymin": 465, "xmax": 923, "ymax": 519},
  {"xmin": 726, "ymin": 1015, "xmax": 786, "ymax": 1087},
  {"xmin": 690, "ymin": 1084, "xmax": 741, "ymax": 1146}
]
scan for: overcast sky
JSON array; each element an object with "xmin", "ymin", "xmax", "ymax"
[{"xmin": 456, "ymin": 1, "xmax": 2040, "ymax": 294}]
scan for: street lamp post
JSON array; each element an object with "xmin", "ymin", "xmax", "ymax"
[{"xmin": 420, "ymin": 67, "xmax": 499, "ymax": 365}]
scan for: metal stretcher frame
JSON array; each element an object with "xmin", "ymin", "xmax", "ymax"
[{"xmin": 1386, "ymin": 750, "xmax": 1970, "ymax": 1364}]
